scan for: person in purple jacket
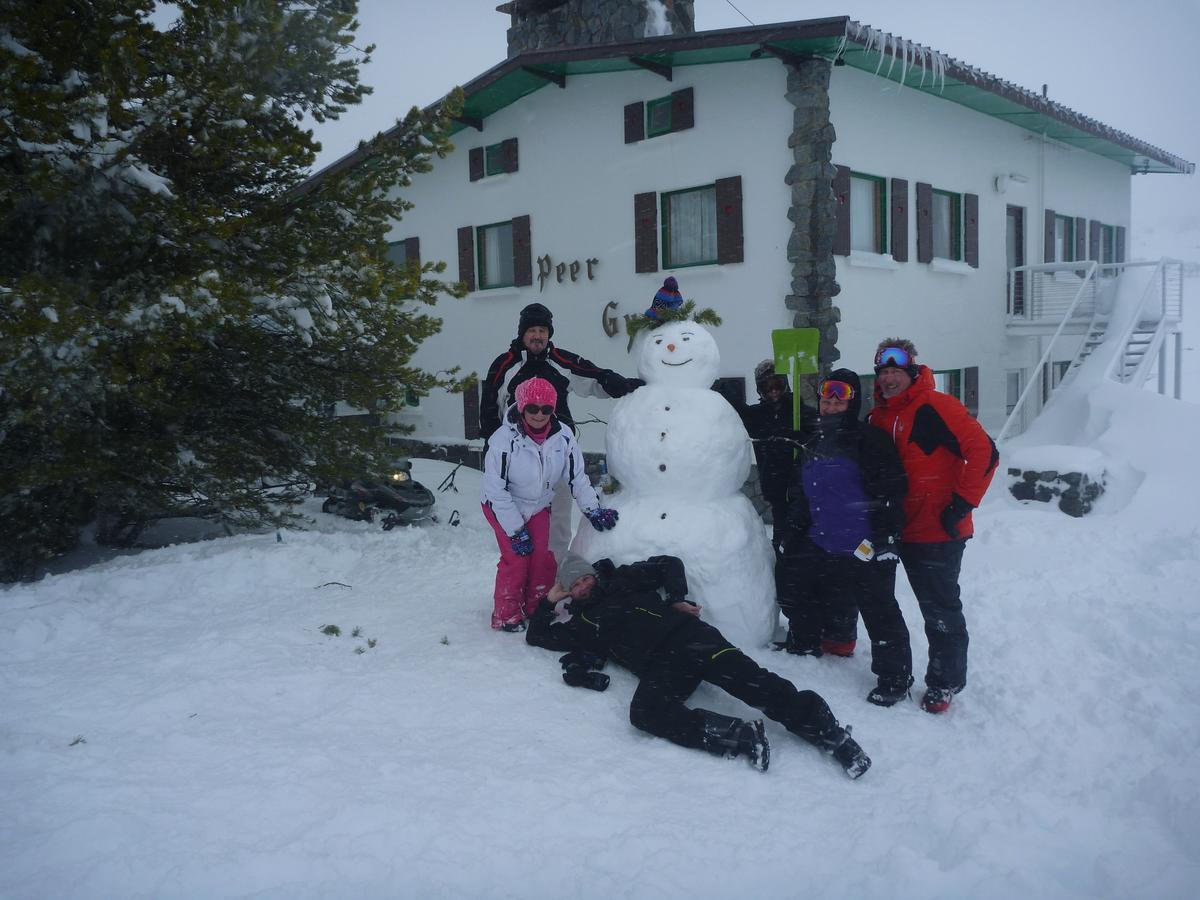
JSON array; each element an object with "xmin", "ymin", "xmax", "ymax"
[{"xmin": 775, "ymin": 370, "xmax": 914, "ymax": 707}]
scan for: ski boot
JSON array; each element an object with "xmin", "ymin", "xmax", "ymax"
[
  {"xmin": 700, "ymin": 711, "xmax": 770, "ymax": 772},
  {"xmin": 820, "ymin": 638, "xmax": 856, "ymax": 658},
  {"xmin": 920, "ymin": 686, "xmax": 960, "ymax": 714},
  {"xmin": 771, "ymin": 630, "xmax": 822, "ymax": 656},
  {"xmin": 819, "ymin": 724, "xmax": 871, "ymax": 779},
  {"xmin": 867, "ymin": 675, "xmax": 914, "ymax": 708}
]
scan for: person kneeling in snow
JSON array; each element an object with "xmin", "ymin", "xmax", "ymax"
[{"xmin": 526, "ymin": 552, "xmax": 871, "ymax": 779}]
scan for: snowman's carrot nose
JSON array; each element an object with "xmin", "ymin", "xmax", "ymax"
[{"xmin": 667, "ymin": 343, "xmax": 676, "ymax": 352}]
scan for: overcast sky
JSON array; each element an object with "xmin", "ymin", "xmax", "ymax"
[{"xmin": 311, "ymin": 0, "xmax": 1200, "ymax": 258}]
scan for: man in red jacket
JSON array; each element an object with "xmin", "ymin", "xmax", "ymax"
[{"xmin": 867, "ymin": 338, "xmax": 998, "ymax": 714}]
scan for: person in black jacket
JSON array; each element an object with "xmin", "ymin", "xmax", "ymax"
[
  {"xmin": 479, "ymin": 303, "xmax": 637, "ymax": 439},
  {"xmin": 526, "ymin": 552, "xmax": 872, "ymax": 779},
  {"xmin": 720, "ymin": 360, "xmax": 816, "ymax": 549},
  {"xmin": 775, "ymin": 370, "xmax": 914, "ymax": 707}
]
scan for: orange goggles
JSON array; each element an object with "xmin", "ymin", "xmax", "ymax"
[{"xmin": 818, "ymin": 380, "xmax": 856, "ymax": 401}]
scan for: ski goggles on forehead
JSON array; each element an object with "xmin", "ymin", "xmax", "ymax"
[
  {"xmin": 818, "ymin": 380, "xmax": 856, "ymax": 401},
  {"xmin": 523, "ymin": 404, "xmax": 554, "ymax": 415},
  {"xmin": 874, "ymin": 346, "xmax": 912, "ymax": 369}
]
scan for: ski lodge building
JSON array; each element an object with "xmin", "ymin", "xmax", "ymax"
[{"xmin": 305, "ymin": 0, "xmax": 1193, "ymax": 456}]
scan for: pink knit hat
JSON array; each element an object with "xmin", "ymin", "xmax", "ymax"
[{"xmin": 515, "ymin": 377, "xmax": 557, "ymax": 412}]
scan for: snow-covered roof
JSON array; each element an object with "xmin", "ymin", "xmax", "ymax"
[{"xmin": 301, "ymin": 15, "xmax": 1193, "ymax": 194}]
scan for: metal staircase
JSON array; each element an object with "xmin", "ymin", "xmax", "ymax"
[{"xmin": 998, "ymin": 259, "xmax": 1186, "ymax": 442}]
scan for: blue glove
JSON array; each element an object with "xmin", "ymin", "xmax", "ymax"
[
  {"xmin": 585, "ymin": 507, "xmax": 619, "ymax": 531},
  {"xmin": 509, "ymin": 527, "xmax": 533, "ymax": 556}
]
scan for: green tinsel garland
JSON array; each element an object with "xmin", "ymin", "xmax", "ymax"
[{"xmin": 625, "ymin": 300, "xmax": 723, "ymax": 339}]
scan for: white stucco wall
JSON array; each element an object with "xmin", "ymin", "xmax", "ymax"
[
  {"xmin": 393, "ymin": 58, "xmax": 796, "ymax": 452},
  {"xmin": 384, "ymin": 56, "xmax": 1136, "ymax": 448},
  {"xmin": 828, "ymin": 65, "xmax": 1132, "ymax": 430}
]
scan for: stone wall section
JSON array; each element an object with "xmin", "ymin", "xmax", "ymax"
[
  {"xmin": 506, "ymin": 0, "xmax": 695, "ymax": 56},
  {"xmin": 783, "ymin": 58, "xmax": 841, "ymax": 372}
]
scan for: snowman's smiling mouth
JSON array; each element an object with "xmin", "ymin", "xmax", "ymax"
[{"xmin": 661, "ymin": 359, "xmax": 692, "ymax": 367}]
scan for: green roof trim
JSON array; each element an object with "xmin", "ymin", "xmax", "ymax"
[{"xmin": 305, "ymin": 16, "xmax": 1191, "ymax": 190}]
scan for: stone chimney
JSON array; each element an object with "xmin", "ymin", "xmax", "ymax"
[{"xmin": 498, "ymin": 0, "xmax": 695, "ymax": 57}]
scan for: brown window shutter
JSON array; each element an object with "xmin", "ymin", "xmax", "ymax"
[
  {"xmin": 501, "ymin": 138, "xmax": 519, "ymax": 174},
  {"xmin": 624, "ymin": 101, "xmax": 645, "ymax": 144},
  {"xmin": 916, "ymin": 181, "xmax": 933, "ymax": 263},
  {"xmin": 890, "ymin": 178, "xmax": 908, "ymax": 261},
  {"xmin": 964, "ymin": 366, "xmax": 979, "ymax": 417},
  {"xmin": 469, "ymin": 147, "xmax": 484, "ymax": 182},
  {"xmin": 715, "ymin": 175, "xmax": 744, "ymax": 265},
  {"xmin": 670, "ymin": 87, "xmax": 694, "ymax": 132},
  {"xmin": 463, "ymin": 381, "xmax": 481, "ymax": 441},
  {"xmin": 404, "ymin": 237, "xmax": 420, "ymax": 267},
  {"xmin": 1115, "ymin": 226, "xmax": 1126, "ymax": 263},
  {"xmin": 511, "ymin": 214, "xmax": 532, "ymax": 287},
  {"xmin": 832, "ymin": 165, "xmax": 851, "ymax": 256},
  {"xmin": 964, "ymin": 193, "xmax": 979, "ymax": 268},
  {"xmin": 1074, "ymin": 217, "xmax": 1086, "ymax": 263},
  {"xmin": 457, "ymin": 226, "xmax": 476, "ymax": 291},
  {"xmin": 1044, "ymin": 209, "xmax": 1056, "ymax": 262},
  {"xmin": 1089, "ymin": 220, "xmax": 1101, "ymax": 261},
  {"xmin": 634, "ymin": 191, "xmax": 658, "ymax": 273}
]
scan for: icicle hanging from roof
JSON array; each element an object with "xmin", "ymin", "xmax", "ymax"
[
  {"xmin": 837, "ymin": 20, "xmax": 946, "ymax": 93},
  {"xmin": 643, "ymin": 0, "xmax": 672, "ymax": 37}
]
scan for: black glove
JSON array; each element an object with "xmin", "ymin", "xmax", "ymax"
[
  {"xmin": 872, "ymin": 535, "xmax": 900, "ymax": 564},
  {"xmin": 940, "ymin": 493, "xmax": 974, "ymax": 540},
  {"xmin": 559, "ymin": 651, "xmax": 607, "ymax": 671},
  {"xmin": 776, "ymin": 528, "xmax": 804, "ymax": 557},
  {"xmin": 562, "ymin": 667, "xmax": 610, "ymax": 691}
]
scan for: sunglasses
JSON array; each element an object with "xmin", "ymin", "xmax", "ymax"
[
  {"xmin": 523, "ymin": 404, "xmax": 555, "ymax": 416},
  {"xmin": 874, "ymin": 346, "xmax": 912, "ymax": 369},
  {"xmin": 760, "ymin": 375, "xmax": 788, "ymax": 393},
  {"xmin": 818, "ymin": 380, "xmax": 856, "ymax": 401}
]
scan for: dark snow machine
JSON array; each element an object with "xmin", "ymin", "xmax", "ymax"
[{"xmin": 321, "ymin": 460, "xmax": 435, "ymax": 529}]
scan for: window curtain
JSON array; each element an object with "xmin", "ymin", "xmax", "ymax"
[{"xmin": 669, "ymin": 187, "xmax": 717, "ymax": 265}]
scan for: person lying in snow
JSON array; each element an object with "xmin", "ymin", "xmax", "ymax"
[{"xmin": 526, "ymin": 552, "xmax": 871, "ymax": 778}]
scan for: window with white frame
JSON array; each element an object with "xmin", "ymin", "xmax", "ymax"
[
  {"xmin": 477, "ymin": 221, "xmax": 514, "ymax": 289},
  {"xmin": 1054, "ymin": 215, "xmax": 1075, "ymax": 262},
  {"xmin": 850, "ymin": 173, "xmax": 887, "ymax": 254},
  {"xmin": 1100, "ymin": 224, "xmax": 1116, "ymax": 264},
  {"xmin": 662, "ymin": 184, "xmax": 718, "ymax": 268},
  {"xmin": 932, "ymin": 190, "xmax": 962, "ymax": 261},
  {"xmin": 1006, "ymin": 370, "xmax": 1022, "ymax": 415},
  {"xmin": 933, "ymin": 368, "xmax": 963, "ymax": 401}
]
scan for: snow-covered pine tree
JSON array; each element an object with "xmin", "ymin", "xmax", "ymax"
[{"xmin": 0, "ymin": 0, "xmax": 466, "ymax": 579}]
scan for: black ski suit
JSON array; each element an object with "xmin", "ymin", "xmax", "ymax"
[
  {"xmin": 718, "ymin": 386, "xmax": 816, "ymax": 547},
  {"xmin": 777, "ymin": 370, "xmax": 912, "ymax": 684},
  {"xmin": 526, "ymin": 555, "xmax": 843, "ymax": 753},
  {"xmin": 480, "ymin": 340, "xmax": 636, "ymax": 439}
]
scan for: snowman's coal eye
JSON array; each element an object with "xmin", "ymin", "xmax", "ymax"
[{"xmin": 654, "ymin": 339, "xmax": 662, "ymax": 345}]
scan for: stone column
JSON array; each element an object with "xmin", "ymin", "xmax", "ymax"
[{"xmin": 783, "ymin": 58, "xmax": 841, "ymax": 371}]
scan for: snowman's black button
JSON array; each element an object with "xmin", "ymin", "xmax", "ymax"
[{"xmin": 658, "ymin": 464, "xmax": 666, "ymax": 472}]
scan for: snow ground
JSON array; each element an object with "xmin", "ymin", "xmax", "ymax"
[{"xmin": 3, "ymin": 305, "xmax": 1200, "ymax": 898}]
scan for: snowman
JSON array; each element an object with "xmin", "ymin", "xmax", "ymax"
[{"xmin": 570, "ymin": 319, "xmax": 778, "ymax": 648}]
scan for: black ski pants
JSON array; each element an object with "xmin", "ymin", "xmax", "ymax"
[
  {"xmin": 899, "ymin": 539, "xmax": 968, "ymax": 691},
  {"xmin": 628, "ymin": 620, "xmax": 837, "ymax": 750},
  {"xmin": 776, "ymin": 541, "xmax": 912, "ymax": 683}
]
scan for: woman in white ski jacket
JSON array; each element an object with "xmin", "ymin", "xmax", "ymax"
[{"xmin": 480, "ymin": 377, "xmax": 618, "ymax": 631}]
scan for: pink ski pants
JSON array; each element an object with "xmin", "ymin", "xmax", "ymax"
[{"xmin": 482, "ymin": 504, "xmax": 557, "ymax": 629}]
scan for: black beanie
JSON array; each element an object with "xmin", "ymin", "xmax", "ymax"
[{"xmin": 518, "ymin": 303, "xmax": 554, "ymax": 340}]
